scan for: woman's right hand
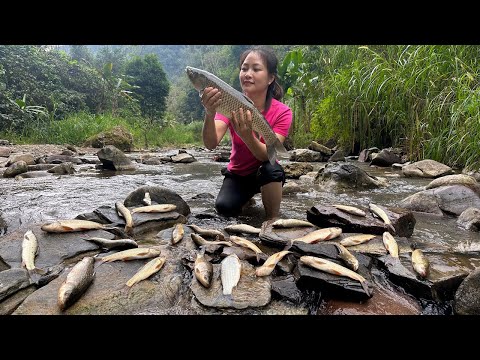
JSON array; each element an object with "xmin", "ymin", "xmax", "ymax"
[{"xmin": 201, "ymin": 87, "xmax": 221, "ymax": 117}]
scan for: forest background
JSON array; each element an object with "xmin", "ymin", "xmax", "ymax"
[{"xmin": 1, "ymin": 45, "xmax": 478, "ymax": 170}]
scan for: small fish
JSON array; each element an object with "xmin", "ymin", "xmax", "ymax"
[
  {"xmin": 186, "ymin": 224, "xmax": 226, "ymax": 240},
  {"xmin": 224, "ymin": 224, "xmax": 261, "ymax": 235},
  {"xmin": 334, "ymin": 243, "xmax": 359, "ymax": 271},
  {"xmin": 369, "ymin": 203, "xmax": 396, "ymax": 234},
  {"xmin": 271, "ymin": 219, "xmax": 315, "ymax": 228},
  {"xmin": 332, "ymin": 204, "xmax": 367, "ymax": 217},
  {"xmin": 58, "ymin": 256, "xmax": 95, "ymax": 311},
  {"xmin": 143, "ymin": 192, "xmax": 152, "ymax": 206},
  {"xmin": 411, "ymin": 249, "xmax": 429, "ymax": 278},
  {"xmin": 131, "ymin": 204, "xmax": 177, "ymax": 214},
  {"xmin": 41, "ymin": 219, "xmax": 109, "ymax": 233},
  {"xmin": 126, "ymin": 256, "xmax": 166, "ymax": 287},
  {"xmin": 339, "ymin": 234, "xmax": 377, "ymax": 247},
  {"xmin": 300, "ymin": 255, "xmax": 371, "ymax": 297},
  {"xmin": 285, "ymin": 227, "xmax": 342, "ymax": 250},
  {"xmin": 115, "ymin": 201, "xmax": 134, "ymax": 235},
  {"xmin": 382, "ymin": 231, "xmax": 399, "ymax": 258},
  {"xmin": 194, "ymin": 247, "xmax": 213, "ymax": 288},
  {"xmin": 255, "ymin": 250, "xmax": 291, "ymax": 277},
  {"xmin": 82, "ymin": 237, "xmax": 138, "ymax": 250},
  {"xmin": 229, "ymin": 235, "xmax": 264, "ymax": 262},
  {"xmin": 190, "ymin": 233, "xmax": 232, "ymax": 247},
  {"xmin": 221, "ymin": 253, "xmax": 241, "ymax": 295},
  {"xmin": 21, "ymin": 230, "xmax": 42, "ymax": 272},
  {"xmin": 171, "ymin": 223, "xmax": 184, "ymax": 244},
  {"xmin": 100, "ymin": 247, "xmax": 161, "ymax": 263}
]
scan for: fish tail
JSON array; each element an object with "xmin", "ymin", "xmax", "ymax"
[
  {"xmin": 274, "ymin": 138, "xmax": 289, "ymax": 158},
  {"xmin": 387, "ymin": 224, "xmax": 396, "ymax": 235},
  {"xmin": 360, "ymin": 280, "xmax": 372, "ymax": 297},
  {"xmin": 266, "ymin": 143, "xmax": 277, "ymax": 166},
  {"xmin": 283, "ymin": 240, "xmax": 293, "ymax": 251}
]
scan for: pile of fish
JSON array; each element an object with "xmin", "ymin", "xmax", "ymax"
[{"xmin": 17, "ymin": 195, "xmax": 430, "ymax": 311}]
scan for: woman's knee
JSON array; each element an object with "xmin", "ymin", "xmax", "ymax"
[
  {"xmin": 257, "ymin": 161, "xmax": 285, "ymax": 186},
  {"xmin": 215, "ymin": 198, "xmax": 240, "ymax": 217}
]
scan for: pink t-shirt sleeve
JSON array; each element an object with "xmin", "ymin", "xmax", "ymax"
[{"xmin": 271, "ymin": 103, "xmax": 292, "ymax": 138}]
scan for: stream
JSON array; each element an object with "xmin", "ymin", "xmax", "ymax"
[{"xmin": 1, "ymin": 146, "xmax": 479, "ymax": 315}]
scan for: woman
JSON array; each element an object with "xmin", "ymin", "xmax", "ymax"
[{"xmin": 201, "ymin": 45, "xmax": 292, "ymax": 220}]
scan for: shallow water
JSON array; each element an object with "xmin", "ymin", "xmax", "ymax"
[{"xmin": 1, "ymin": 148, "xmax": 479, "ymax": 314}]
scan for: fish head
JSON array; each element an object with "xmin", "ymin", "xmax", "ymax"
[{"xmin": 185, "ymin": 66, "xmax": 207, "ymax": 92}]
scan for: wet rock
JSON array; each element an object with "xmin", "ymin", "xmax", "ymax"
[
  {"xmin": 191, "ymin": 260, "xmax": 271, "ymax": 309},
  {"xmin": 6, "ymin": 154, "xmax": 35, "ymax": 166},
  {"xmin": 84, "ymin": 125, "xmax": 134, "ymax": 152},
  {"xmin": 370, "ymin": 148, "xmax": 402, "ymax": 167},
  {"xmin": 435, "ymin": 185, "xmax": 480, "ymax": 216},
  {"xmin": 358, "ymin": 147, "xmax": 379, "ymax": 162},
  {"xmin": 47, "ymin": 162, "xmax": 76, "ymax": 175},
  {"xmin": 426, "ymin": 174, "xmax": 479, "ymax": 194},
  {"xmin": 221, "ymin": 245, "xmax": 267, "ymax": 264},
  {"xmin": 0, "ymin": 284, "xmax": 36, "ymax": 315},
  {"xmin": 402, "ymin": 159, "xmax": 454, "ymax": 178},
  {"xmin": 171, "ymin": 152, "xmax": 196, "ymax": 163},
  {"xmin": 306, "ymin": 204, "xmax": 416, "ymax": 237},
  {"xmin": 399, "ymin": 189, "xmax": 443, "ymax": 215},
  {"xmin": 271, "ymin": 274, "xmax": 303, "ymax": 304},
  {"xmin": 316, "ymin": 162, "xmax": 386, "ymax": 189},
  {"xmin": 0, "ymin": 147, "xmax": 11, "ymax": 157},
  {"xmin": 15, "ymin": 171, "xmax": 51, "ymax": 180},
  {"xmin": 131, "ymin": 212, "xmax": 187, "ymax": 237},
  {"xmin": 0, "ymin": 254, "xmax": 10, "ymax": 271},
  {"xmin": 43, "ymin": 155, "xmax": 83, "ymax": 164},
  {"xmin": 0, "ymin": 268, "xmax": 32, "ymax": 302},
  {"xmin": 290, "ymin": 149, "xmax": 326, "ymax": 162},
  {"xmin": 27, "ymin": 164, "xmax": 56, "ymax": 171},
  {"xmin": 456, "ymin": 207, "xmax": 480, "ymax": 231},
  {"xmin": 377, "ymin": 251, "xmax": 480, "ymax": 301},
  {"xmin": 97, "ymin": 145, "xmax": 136, "ymax": 171},
  {"xmin": 328, "ymin": 150, "xmax": 345, "ymax": 162},
  {"xmin": 308, "ymin": 141, "xmax": 333, "ymax": 155},
  {"xmin": 124, "ymin": 185, "xmax": 191, "ymax": 216},
  {"xmin": 0, "ymin": 225, "xmax": 103, "ymax": 271},
  {"xmin": 295, "ymin": 258, "xmax": 373, "ymax": 301},
  {"xmin": 454, "ymin": 267, "xmax": 480, "ymax": 315},
  {"xmin": 284, "ymin": 162, "xmax": 313, "ymax": 179},
  {"xmin": 3, "ymin": 160, "xmax": 28, "ymax": 178}
]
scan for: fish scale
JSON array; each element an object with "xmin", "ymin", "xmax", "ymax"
[{"xmin": 186, "ymin": 66, "xmax": 289, "ymax": 165}]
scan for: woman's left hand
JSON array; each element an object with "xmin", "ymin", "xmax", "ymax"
[{"xmin": 231, "ymin": 108, "xmax": 255, "ymax": 141}]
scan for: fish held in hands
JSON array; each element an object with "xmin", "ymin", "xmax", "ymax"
[{"xmin": 186, "ymin": 66, "xmax": 289, "ymax": 166}]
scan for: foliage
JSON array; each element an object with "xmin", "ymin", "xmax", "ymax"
[{"xmin": 124, "ymin": 54, "xmax": 170, "ymax": 122}]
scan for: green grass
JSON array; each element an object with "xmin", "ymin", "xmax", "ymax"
[{"xmin": 0, "ymin": 112, "xmax": 206, "ymax": 149}]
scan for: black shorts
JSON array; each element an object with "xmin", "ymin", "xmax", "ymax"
[{"xmin": 215, "ymin": 161, "xmax": 286, "ymax": 217}]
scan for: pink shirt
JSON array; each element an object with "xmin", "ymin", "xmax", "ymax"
[{"xmin": 215, "ymin": 98, "xmax": 292, "ymax": 176}]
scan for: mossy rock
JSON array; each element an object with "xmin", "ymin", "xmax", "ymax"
[{"xmin": 83, "ymin": 125, "xmax": 134, "ymax": 152}]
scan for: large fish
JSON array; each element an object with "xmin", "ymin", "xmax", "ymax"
[
  {"xmin": 299, "ymin": 255, "xmax": 372, "ymax": 297},
  {"xmin": 334, "ymin": 243, "xmax": 359, "ymax": 271},
  {"xmin": 131, "ymin": 204, "xmax": 177, "ymax": 214},
  {"xmin": 186, "ymin": 66, "xmax": 289, "ymax": 165},
  {"xmin": 21, "ymin": 230, "xmax": 45, "ymax": 274},
  {"xmin": 41, "ymin": 219, "xmax": 109, "ymax": 233},
  {"xmin": 221, "ymin": 253, "xmax": 241, "ymax": 296},
  {"xmin": 194, "ymin": 247, "xmax": 213, "ymax": 288},
  {"xmin": 58, "ymin": 256, "xmax": 95, "ymax": 311},
  {"xmin": 115, "ymin": 201, "xmax": 134, "ymax": 235},
  {"xmin": 99, "ymin": 247, "xmax": 161, "ymax": 263},
  {"xmin": 229, "ymin": 235, "xmax": 264, "ymax": 262},
  {"xmin": 82, "ymin": 237, "xmax": 138, "ymax": 251},
  {"xmin": 339, "ymin": 234, "xmax": 377, "ymax": 247},
  {"xmin": 224, "ymin": 224, "xmax": 261, "ymax": 235},
  {"xmin": 411, "ymin": 249, "xmax": 429, "ymax": 278},
  {"xmin": 332, "ymin": 204, "xmax": 366, "ymax": 217},
  {"xmin": 187, "ymin": 224, "xmax": 226, "ymax": 240},
  {"xmin": 255, "ymin": 250, "xmax": 291, "ymax": 277},
  {"xmin": 369, "ymin": 203, "xmax": 396, "ymax": 234},
  {"xmin": 271, "ymin": 218, "xmax": 315, "ymax": 228},
  {"xmin": 285, "ymin": 227, "xmax": 342, "ymax": 250},
  {"xmin": 126, "ymin": 256, "xmax": 166, "ymax": 287},
  {"xmin": 382, "ymin": 231, "xmax": 399, "ymax": 258}
]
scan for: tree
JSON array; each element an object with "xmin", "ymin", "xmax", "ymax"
[{"xmin": 125, "ymin": 54, "xmax": 170, "ymax": 122}]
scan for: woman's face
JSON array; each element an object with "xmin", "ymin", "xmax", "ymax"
[{"xmin": 239, "ymin": 51, "xmax": 274, "ymax": 96}]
